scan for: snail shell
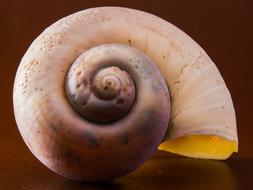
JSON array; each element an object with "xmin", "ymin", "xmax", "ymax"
[{"xmin": 13, "ymin": 7, "xmax": 238, "ymax": 181}]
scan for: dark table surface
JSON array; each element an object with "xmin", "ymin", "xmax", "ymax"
[
  {"xmin": 1, "ymin": 149, "xmax": 253, "ymax": 190},
  {"xmin": 1, "ymin": 0, "xmax": 253, "ymax": 189}
]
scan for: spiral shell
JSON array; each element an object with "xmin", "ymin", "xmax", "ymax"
[{"xmin": 13, "ymin": 7, "xmax": 238, "ymax": 181}]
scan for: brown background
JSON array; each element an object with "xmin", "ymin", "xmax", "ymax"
[{"xmin": 0, "ymin": 0, "xmax": 253, "ymax": 189}]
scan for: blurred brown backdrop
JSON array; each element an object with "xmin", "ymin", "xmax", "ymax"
[{"xmin": 0, "ymin": 0, "xmax": 253, "ymax": 189}]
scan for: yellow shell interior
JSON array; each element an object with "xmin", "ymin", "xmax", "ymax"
[{"xmin": 159, "ymin": 135, "xmax": 238, "ymax": 160}]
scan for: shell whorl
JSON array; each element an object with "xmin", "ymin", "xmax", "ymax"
[
  {"xmin": 65, "ymin": 45, "xmax": 139, "ymax": 123},
  {"xmin": 65, "ymin": 44, "xmax": 170, "ymax": 125}
]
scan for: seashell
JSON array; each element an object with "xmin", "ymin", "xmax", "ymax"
[{"xmin": 13, "ymin": 7, "xmax": 238, "ymax": 181}]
